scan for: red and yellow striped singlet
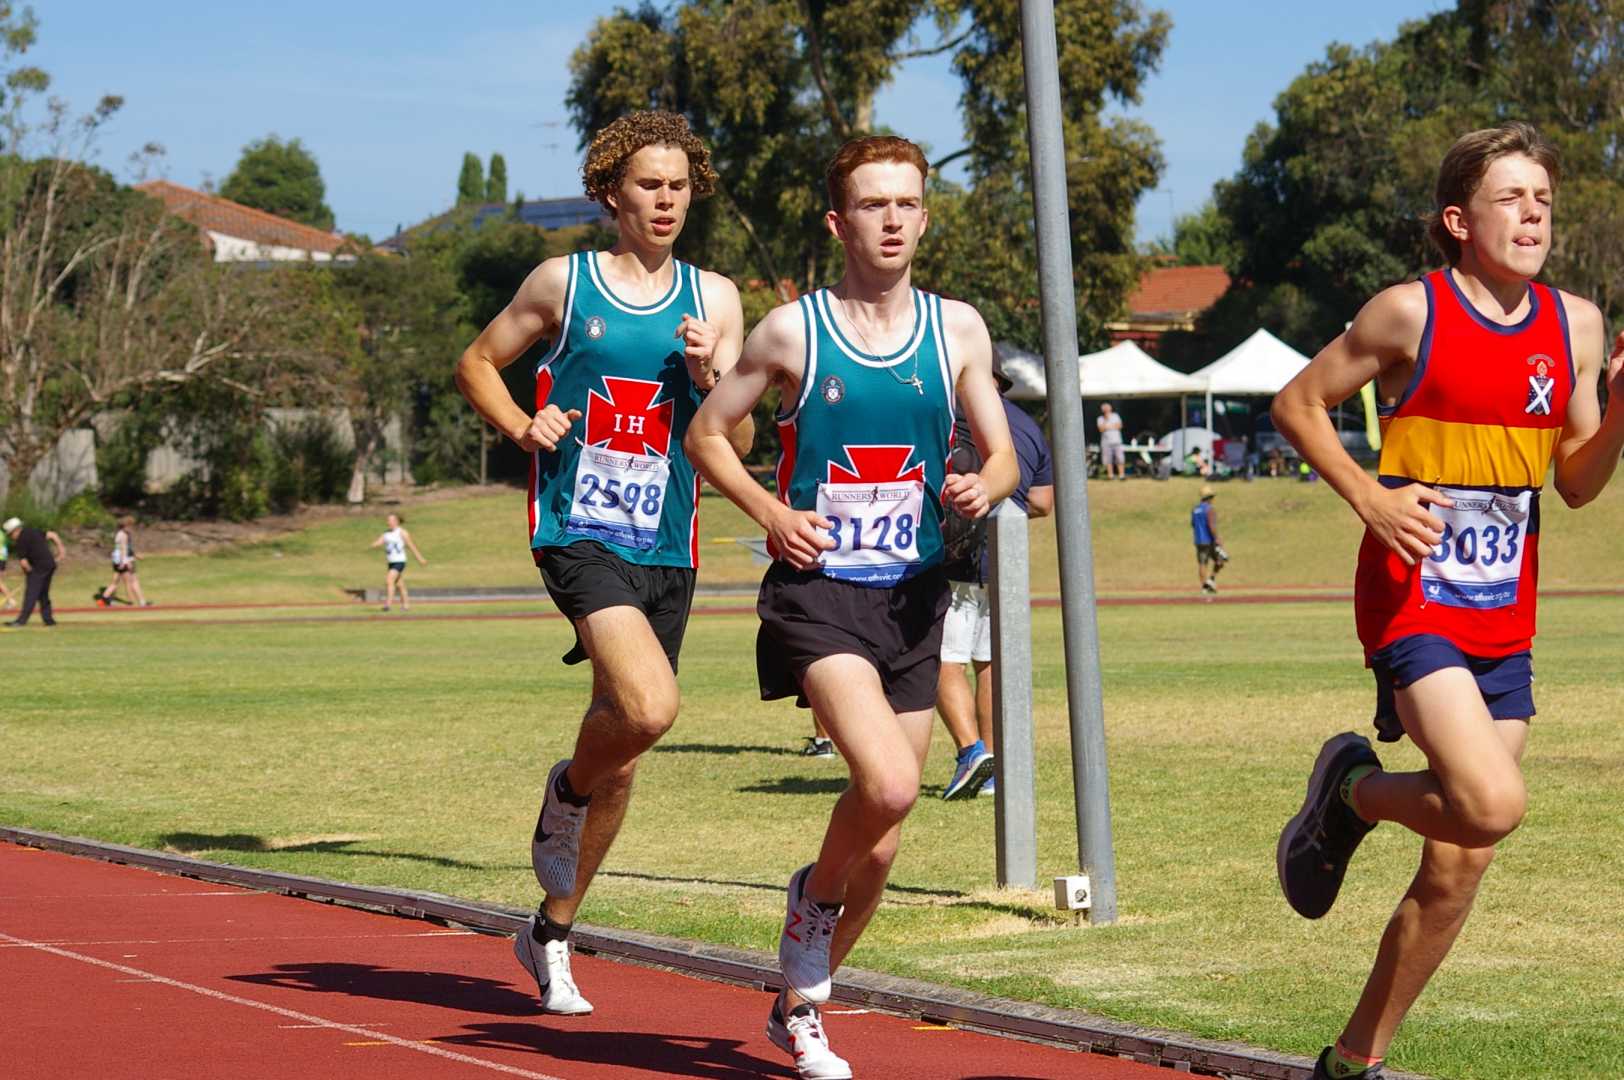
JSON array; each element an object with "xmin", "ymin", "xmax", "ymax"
[{"xmin": 1354, "ymin": 268, "xmax": 1574, "ymax": 659}]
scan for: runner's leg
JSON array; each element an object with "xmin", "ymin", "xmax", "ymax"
[
  {"xmin": 1350, "ymin": 668, "xmax": 1527, "ymax": 848},
  {"xmin": 972, "ymin": 659, "xmax": 994, "ymax": 751},
  {"xmin": 935, "ymin": 661, "xmax": 979, "ymax": 752},
  {"xmin": 566, "ymin": 604, "xmax": 680, "ymax": 798},
  {"xmin": 1337, "ymin": 713, "xmax": 1528, "ymax": 1061}
]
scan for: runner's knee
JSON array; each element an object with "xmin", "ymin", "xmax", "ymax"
[
  {"xmin": 613, "ymin": 681, "xmax": 679, "ymax": 743},
  {"xmin": 1449, "ymin": 771, "xmax": 1526, "ymax": 846},
  {"xmin": 851, "ymin": 770, "xmax": 919, "ymax": 826}
]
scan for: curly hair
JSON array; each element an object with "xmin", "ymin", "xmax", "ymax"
[{"xmin": 581, "ymin": 110, "xmax": 718, "ymax": 210}]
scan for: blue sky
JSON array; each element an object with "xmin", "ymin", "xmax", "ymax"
[{"xmin": 32, "ymin": 1, "xmax": 1447, "ymax": 244}]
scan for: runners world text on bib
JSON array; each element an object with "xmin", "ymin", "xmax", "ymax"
[
  {"xmin": 567, "ymin": 446, "xmax": 669, "ymax": 550},
  {"xmin": 815, "ymin": 480, "xmax": 924, "ymax": 585}
]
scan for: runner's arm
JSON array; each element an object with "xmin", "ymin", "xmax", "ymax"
[
  {"xmin": 691, "ymin": 270, "xmax": 755, "ymax": 458},
  {"xmin": 455, "ymin": 258, "xmax": 581, "ymax": 452},
  {"xmin": 369, "ymin": 534, "xmax": 384, "ymax": 549},
  {"xmin": 1551, "ymin": 296, "xmax": 1624, "ymax": 508},
  {"xmin": 685, "ymin": 304, "xmax": 833, "ymax": 569},
  {"xmin": 1272, "ymin": 283, "xmax": 1452, "ymax": 565},
  {"xmin": 404, "ymin": 529, "xmax": 428, "ymax": 565},
  {"xmin": 943, "ymin": 301, "xmax": 1016, "ymax": 518}
]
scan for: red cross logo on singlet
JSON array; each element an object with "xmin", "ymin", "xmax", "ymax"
[
  {"xmin": 585, "ymin": 377, "xmax": 674, "ymax": 456},
  {"xmin": 827, "ymin": 445, "xmax": 926, "ymax": 485}
]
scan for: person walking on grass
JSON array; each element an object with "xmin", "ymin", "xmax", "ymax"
[
  {"xmin": 687, "ymin": 134, "xmax": 1016, "ymax": 1079},
  {"xmin": 1271, "ymin": 121, "xmax": 1624, "ymax": 1080},
  {"xmin": 97, "ymin": 516, "xmax": 151, "ymax": 608},
  {"xmin": 456, "ymin": 110, "xmax": 752, "ymax": 1018},
  {"xmin": 1190, "ymin": 485, "xmax": 1227, "ymax": 597},
  {"xmin": 3, "ymin": 516, "xmax": 66, "ymax": 627},
  {"xmin": 370, "ymin": 513, "xmax": 427, "ymax": 612}
]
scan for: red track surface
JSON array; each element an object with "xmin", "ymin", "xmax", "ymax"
[{"xmin": 3, "ymin": 842, "xmax": 1163, "ymax": 1079}]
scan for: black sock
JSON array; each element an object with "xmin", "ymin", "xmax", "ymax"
[
  {"xmin": 532, "ymin": 912, "xmax": 571, "ymax": 945},
  {"xmin": 553, "ymin": 768, "xmax": 590, "ymax": 807}
]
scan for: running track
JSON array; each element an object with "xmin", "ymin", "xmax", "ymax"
[{"xmin": 3, "ymin": 842, "xmax": 1169, "ymax": 1080}]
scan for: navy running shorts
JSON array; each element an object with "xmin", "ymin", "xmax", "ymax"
[
  {"xmin": 756, "ymin": 561, "xmax": 950, "ymax": 713},
  {"xmin": 1370, "ymin": 632, "xmax": 1534, "ymax": 742},
  {"xmin": 387, "ymin": 561, "xmax": 407, "ymax": 574},
  {"xmin": 536, "ymin": 540, "xmax": 697, "ymax": 673}
]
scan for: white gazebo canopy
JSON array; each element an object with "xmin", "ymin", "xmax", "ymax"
[
  {"xmin": 996, "ymin": 340, "xmax": 1203, "ymax": 401},
  {"xmin": 1189, "ymin": 328, "xmax": 1312, "ymax": 395}
]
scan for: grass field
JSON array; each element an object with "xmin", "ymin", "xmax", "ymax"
[{"xmin": 6, "ymin": 477, "xmax": 1624, "ymax": 1078}]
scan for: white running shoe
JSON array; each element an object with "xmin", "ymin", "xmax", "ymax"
[
  {"xmin": 767, "ymin": 998, "xmax": 852, "ymax": 1079},
  {"xmin": 531, "ymin": 759, "xmax": 589, "ymax": 897},
  {"xmin": 512, "ymin": 915, "xmax": 593, "ymax": 1015},
  {"xmin": 778, "ymin": 864, "xmax": 840, "ymax": 1004}
]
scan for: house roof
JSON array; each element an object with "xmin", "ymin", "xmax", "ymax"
[
  {"xmin": 135, "ymin": 180, "xmax": 349, "ymax": 255},
  {"xmin": 1126, "ymin": 265, "xmax": 1231, "ymax": 318}
]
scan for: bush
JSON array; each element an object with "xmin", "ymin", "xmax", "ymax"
[
  {"xmin": 268, "ymin": 416, "xmax": 350, "ymax": 510},
  {"xmin": 54, "ymin": 490, "xmax": 116, "ymax": 529},
  {"xmin": 97, "ymin": 412, "xmax": 163, "ymax": 506}
]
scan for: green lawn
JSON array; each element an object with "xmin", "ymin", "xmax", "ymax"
[{"xmin": 6, "ymin": 479, "xmax": 1624, "ymax": 1079}]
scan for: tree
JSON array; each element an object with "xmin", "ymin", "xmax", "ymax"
[
  {"xmin": 566, "ymin": 1, "xmax": 1168, "ymax": 348},
  {"xmin": 457, "ymin": 152, "xmax": 484, "ymax": 206},
  {"xmin": 328, "ymin": 252, "xmax": 464, "ymax": 502},
  {"xmin": 1148, "ymin": 201, "xmax": 1240, "ymax": 270},
  {"xmin": 219, "ymin": 135, "xmax": 336, "ymax": 230},
  {"xmin": 1204, "ymin": 2, "xmax": 1624, "ymax": 356},
  {"xmin": 486, "ymin": 152, "xmax": 508, "ymax": 203}
]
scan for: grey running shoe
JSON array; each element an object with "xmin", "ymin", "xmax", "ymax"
[
  {"xmin": 801, "ymin": 736, "xmax": 836, "ymax": 758},
  {"xmin": 1278, "ymin": 733, "xmax": 1381, "ymax": 919},
  {"xmin": 778, "ymin": 864, "xmax": 840, "ymax": 1004},
  {"xmin": 1310, "ymin": 1046, "xmax": 1385, "ymax": 1078},
  {"xmin": 531, "ymin": 759, "xmax": 589, "ymax": 898},
  {"xmin": 512, "ymin": 915, "xmax": 593, "ymax": 1015},
  {"xmin": 767, "ymin": 996, "xmax": 852, "ymax": 1079}
]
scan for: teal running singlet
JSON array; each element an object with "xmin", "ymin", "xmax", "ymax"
[
  {"xmin": 528, "ymin": 251, "xmax": 706, "ymax": 568},
  {"xmin": 774, "ymin": 288, "xmax": 955, "ymax": 586}
]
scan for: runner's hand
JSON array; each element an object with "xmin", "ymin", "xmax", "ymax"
[
  {"xmin": 676, "ymin": 314, "xmax": 721, "ymax": 392},
  {"xmin": 942, "ymin": 472, "xmax": 990, "ymax": 519},
  {"xmin": 1359, "ymin": 482, "xmax": 1454, "ymax": 566},
  {"xmin": 768, "ymin": 505, "xmax": 836, "ymax": 571},
  {"xmin": 1606, "ymin": 330, "xmax": 1624, "ymax": 399},
  {"xmin": 516, "ymin": 405, "xmax": 581, "ymax": 453}
]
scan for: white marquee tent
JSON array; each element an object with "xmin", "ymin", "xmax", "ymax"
[
  {"xmin": 1187, "ymin": 328, "xmax": 1314, "ymax": 447},
  {"xmin": 997, "ymin": 340, "xmax": 1203, "ymax": 402}
]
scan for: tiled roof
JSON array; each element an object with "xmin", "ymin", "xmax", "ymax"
[
  {"xmin": 1126, "ymin": 265, "xmax": 1231, "ymax": 317},
  {"xmin": 135, "ymin": 180, "xmax": 349, "ymax": 255}
]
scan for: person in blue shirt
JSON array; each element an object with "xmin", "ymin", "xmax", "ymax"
[
  {"xmin": 937, "ymin": 361, "xmax": 1053, "ymax": 800},
  {"xmin": 1191, "ymin": 484, "xmax": 1228, "ymax": 595}
]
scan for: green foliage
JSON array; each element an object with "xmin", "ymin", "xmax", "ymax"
[
  {"xmin": 95, "ymin": 410, "xmax": 165, "ymax": 506},
  {"xmin": 219, "ymin": 135, "xmax": 336, "ymax": 230},
  {"xmin": 1149, "ymin": 200, "xmax": 1240, "ymax": 270},
  {"xmin": 412, "ymin": 393, "xmax": 484, "ymax": 485},
  {"xmin": 267, "ymin": 416, "xmax": 350, "ymax": 510},
  {"xmin": 486, "ymin": 152, "xmax": 508, "ymax": 203},
  {"xmin": 567, "ymin": 1, "xmax": 1166, "ymax": 350},
  {"xmin": 1206, "ymin": 2, "xmax": 1624, "ymax": 355},
  {"xmin": 53, "ymin": 488, "xmax": 114, "ymax": 529},
  {"xmin": 457, "ymin": 152, "xmax": 484, "ymax": 206}
]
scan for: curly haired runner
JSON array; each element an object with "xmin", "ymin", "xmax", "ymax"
[
  {"xmin": 1272, "ymin": 122, "xmax": 1624, "ymax": 1079},
  {"xmin": 456, "ymin": 110, "xmax": 753, "ymax": 1018}
]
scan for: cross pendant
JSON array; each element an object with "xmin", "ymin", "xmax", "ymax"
[{"xmin": 909, "ymin": 375, "xmax": 924, "ymax": 394}]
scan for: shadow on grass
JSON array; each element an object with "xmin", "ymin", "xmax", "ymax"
[
  {"xmin": 433, "ymin": 1022, "xmax": 790, "ymax": 1079},
  {"xmin": 597, "ymin": 867, "xmax": 965, "ymax": 900},
  {"xmin": 737, "ymin": 777, "xmax": 849, "ymax": 796},
  {"xmin": 654, "ymin": 742, "xmax": 802, "ymax": 757},
  {"xmin": 159, "ymin": 832, "xmax": 523, "ymax": 872}
]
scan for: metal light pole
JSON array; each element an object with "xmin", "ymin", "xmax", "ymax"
[{"xmin": 1018, "ymin": 0, "xmax": 1118, "ymax": 923}]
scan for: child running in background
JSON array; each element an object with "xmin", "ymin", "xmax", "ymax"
[{"xmin": 97, "ymin": 516, "xmax": 150, "ymax": 607}]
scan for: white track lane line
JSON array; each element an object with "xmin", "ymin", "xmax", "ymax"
[{"xmin": 0, "ymin": 930, "xmax": 569, "ymax": 1080}]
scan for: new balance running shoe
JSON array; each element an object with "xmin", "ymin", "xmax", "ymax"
[
  {"xmin": 1310, "ymin": 1046, "xmax": 1385, "ymax": 1079},
  {"xmin": 512, "ymin": 914, "xmax": 593, "ymax": 1015},
  {"xmin": 778, "ymin": 863, "xmax": 840, "ymax": 1004},
  {"xmin": 1278, "ymin": 733, "xmax": 1381, "ymax": 919},
  {"xmin": 767, "ymin": 996, "xmax": 852, "ymax": 1079},
  {"xmin": 531, "ymin": 759, "xmax": 590, "ymax": 898}
]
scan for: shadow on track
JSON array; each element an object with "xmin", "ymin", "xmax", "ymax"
[
  {"xmin": 433, "ymin": 1021, "xmax": 791, "ymax": 1079},
  {"xmin": 227, "ymin": 962, "xmax": 537, "ymax": 1017}
]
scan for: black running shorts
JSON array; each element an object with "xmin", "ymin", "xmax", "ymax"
[
  {"xmin": 536, "ymin": 540, "xmax": 697, "ymax": 673},
  {"xmin": 756, "ymin": 561, "xmax": 950, "ymax": 713}
]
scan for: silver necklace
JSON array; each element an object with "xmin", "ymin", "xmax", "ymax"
[{"xmin": 839, "ymin": 294, "xmax": 923, "ymax": 394}]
